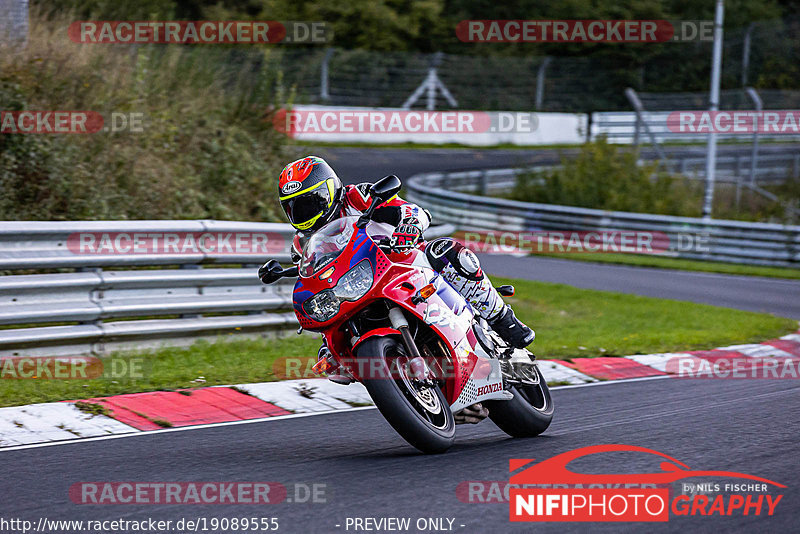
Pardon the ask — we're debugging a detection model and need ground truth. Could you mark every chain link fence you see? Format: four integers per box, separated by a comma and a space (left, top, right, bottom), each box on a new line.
2, 10, 798, 114
273, 17, 800, 113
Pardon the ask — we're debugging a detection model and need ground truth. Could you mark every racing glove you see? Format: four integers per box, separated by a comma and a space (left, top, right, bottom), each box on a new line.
390, 219, 423, 251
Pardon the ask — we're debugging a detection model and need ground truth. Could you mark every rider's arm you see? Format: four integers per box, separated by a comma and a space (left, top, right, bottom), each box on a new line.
348, 182, 431, 233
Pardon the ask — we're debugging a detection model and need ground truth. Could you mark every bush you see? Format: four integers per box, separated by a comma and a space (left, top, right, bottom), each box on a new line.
509, 138, 701, 216
0, 13, 296, 221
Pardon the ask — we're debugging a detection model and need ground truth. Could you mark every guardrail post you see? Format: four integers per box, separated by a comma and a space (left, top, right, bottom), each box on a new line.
478, 171, 489, 196
181, 264, 202, 318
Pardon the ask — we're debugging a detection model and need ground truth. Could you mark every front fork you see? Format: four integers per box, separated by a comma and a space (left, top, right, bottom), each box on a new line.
388, 307, 435, 386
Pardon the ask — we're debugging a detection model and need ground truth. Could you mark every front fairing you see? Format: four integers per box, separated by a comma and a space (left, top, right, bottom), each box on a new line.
292, 222, 386, 331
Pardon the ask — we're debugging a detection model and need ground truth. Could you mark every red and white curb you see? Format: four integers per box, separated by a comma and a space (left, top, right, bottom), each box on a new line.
0, 403, 136, 447
1, 330, 798, 449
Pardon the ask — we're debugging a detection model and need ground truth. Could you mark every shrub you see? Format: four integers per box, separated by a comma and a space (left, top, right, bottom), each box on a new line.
509, 138, 701, 216
0, 13, 296, 221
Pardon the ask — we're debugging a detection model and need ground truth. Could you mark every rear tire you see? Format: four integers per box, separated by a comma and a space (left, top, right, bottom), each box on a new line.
358, 336, 455, 454
485, 365, 553, 438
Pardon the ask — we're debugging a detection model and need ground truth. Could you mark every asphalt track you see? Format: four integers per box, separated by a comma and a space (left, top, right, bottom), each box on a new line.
3, 378, 798, 533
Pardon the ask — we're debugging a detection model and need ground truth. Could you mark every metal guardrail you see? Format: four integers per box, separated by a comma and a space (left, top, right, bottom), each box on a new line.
406, 170, 800, 268
592, 111, 800, 146
0, 220, 454, 358
670, 152, 800, 183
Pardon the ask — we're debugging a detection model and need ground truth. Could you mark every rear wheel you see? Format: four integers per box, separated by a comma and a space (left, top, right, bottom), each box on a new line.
358, 336, 455, 454
485, 364, 553, 437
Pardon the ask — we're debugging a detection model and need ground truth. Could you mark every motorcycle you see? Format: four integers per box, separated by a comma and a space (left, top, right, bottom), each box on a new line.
261, 176, 553, 453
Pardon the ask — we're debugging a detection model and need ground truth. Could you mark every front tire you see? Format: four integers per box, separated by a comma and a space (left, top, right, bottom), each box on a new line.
485, 365, 553, 437
358, 337, 455, 454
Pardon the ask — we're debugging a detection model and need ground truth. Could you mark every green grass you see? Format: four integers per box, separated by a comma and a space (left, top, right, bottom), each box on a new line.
528, 252, 800, 280
0, 278, 794, 407
493, 277, 795, 359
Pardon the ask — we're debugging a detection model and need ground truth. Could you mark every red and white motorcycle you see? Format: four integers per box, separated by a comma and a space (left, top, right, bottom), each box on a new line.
262, 176, 553, 453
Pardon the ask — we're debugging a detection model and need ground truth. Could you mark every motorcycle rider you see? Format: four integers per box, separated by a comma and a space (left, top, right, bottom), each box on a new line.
259, 155, 535, 350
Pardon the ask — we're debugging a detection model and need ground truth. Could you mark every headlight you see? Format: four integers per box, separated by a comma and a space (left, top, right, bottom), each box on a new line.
302, 261, 373, 322
303, 289, 339, 322
334, 260, 373, 301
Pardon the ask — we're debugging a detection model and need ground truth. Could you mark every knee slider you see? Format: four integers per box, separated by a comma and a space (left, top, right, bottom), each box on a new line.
456, 248, 481, 276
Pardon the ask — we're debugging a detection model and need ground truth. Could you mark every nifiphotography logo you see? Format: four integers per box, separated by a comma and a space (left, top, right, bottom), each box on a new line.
509, 444, 785, 522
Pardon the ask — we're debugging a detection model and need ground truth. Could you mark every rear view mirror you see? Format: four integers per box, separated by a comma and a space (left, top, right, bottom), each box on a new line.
369, 175, 402, 201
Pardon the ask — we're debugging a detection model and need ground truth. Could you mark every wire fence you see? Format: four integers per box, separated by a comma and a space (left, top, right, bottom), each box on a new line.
1, 9, 798, 113
272, 17, 800, 113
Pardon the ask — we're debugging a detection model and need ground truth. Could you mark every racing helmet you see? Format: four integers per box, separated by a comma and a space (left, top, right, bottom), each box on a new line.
278, 156, 343, 232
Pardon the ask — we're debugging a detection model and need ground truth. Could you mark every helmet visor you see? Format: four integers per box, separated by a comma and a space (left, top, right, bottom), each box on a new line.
280, 180, 333, 229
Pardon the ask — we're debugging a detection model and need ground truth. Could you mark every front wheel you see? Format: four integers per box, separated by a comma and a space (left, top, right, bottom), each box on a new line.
358, 337, 455, 454
485, 364, 553, 437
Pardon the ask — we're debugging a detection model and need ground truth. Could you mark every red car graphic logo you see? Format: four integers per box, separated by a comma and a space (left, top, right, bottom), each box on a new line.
510, 444, 786, 487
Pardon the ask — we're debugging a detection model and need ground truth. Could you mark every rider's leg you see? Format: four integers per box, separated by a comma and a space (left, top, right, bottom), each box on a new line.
424, 238, 534, 349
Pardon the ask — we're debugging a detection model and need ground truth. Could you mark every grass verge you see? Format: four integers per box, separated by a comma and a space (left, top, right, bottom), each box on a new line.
0, 278, 794, 407
527, 252, 800, 280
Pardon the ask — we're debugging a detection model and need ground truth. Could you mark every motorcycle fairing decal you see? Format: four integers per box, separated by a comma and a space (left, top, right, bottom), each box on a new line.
449, 339, 506, 413
432, 275, 473, 318
292, 278, 314, 313
347, 228, 377, 270
422, 302, 458, 330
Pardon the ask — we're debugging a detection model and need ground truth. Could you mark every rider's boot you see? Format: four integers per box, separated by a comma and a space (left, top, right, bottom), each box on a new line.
487, 304, 535, 349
